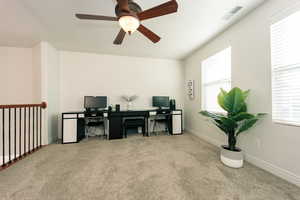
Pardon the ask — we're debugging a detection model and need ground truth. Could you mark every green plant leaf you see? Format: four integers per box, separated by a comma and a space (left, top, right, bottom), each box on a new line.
223, 87, 246, 114
240, 103, 248, 113
236, 118, 259, 136
217, 88, 227, 111
212, 120, 228, 134
199, 88, 267, 141
232, 112, 255, 121
243, 90, 250, 99
199, 111, 225, 120
257, 113, 267, 118
220, 117, 238, 133
200, 111, 237, 135
200, 111, 229, 135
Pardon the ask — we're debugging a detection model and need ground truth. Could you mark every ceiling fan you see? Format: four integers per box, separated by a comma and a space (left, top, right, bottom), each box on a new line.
75, 0, 178, 45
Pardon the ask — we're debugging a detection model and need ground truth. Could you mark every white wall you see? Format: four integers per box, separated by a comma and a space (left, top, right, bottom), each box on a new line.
22, 42, 60, 145
1, 45, 183, 143
184, 0, 300, 186
32, 43, 42, 103
0, 45, 45, 159
0, 47, 38, 104
42, 42, 60, 144
60, 51, 184, 135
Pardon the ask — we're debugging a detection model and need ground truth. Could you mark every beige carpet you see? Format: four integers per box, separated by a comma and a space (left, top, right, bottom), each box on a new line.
0, 133, 300, 200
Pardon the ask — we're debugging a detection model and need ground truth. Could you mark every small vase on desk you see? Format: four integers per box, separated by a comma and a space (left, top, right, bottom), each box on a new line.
127, 102, 132, 110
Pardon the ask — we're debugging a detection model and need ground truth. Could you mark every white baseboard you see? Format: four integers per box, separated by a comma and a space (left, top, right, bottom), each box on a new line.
186, 128, 223, 147
245, 154, 300, 187
186, 128, 300, 187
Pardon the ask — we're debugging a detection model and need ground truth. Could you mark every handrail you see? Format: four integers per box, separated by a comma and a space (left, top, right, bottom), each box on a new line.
0, 102, 47, 109
0, 101, 47, 170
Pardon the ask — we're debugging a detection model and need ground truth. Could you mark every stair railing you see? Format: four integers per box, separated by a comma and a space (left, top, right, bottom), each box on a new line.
0, 102, 47, 169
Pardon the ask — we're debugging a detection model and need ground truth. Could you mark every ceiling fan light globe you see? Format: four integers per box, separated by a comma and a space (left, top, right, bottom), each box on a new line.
119, 16, 140, 33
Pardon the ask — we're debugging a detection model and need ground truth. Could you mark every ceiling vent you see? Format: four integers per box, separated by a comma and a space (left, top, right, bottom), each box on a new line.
222, 6, 243, 20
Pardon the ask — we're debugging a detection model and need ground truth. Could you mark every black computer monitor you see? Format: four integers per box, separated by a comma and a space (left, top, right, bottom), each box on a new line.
84, 96, 107, 109
152, 96, 170, 108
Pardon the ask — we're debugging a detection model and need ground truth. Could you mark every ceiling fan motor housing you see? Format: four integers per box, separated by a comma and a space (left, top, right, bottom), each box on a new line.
115, 0, 142, 17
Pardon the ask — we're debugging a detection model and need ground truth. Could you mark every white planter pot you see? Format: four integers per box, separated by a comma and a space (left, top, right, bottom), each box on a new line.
220, 145, 243, 168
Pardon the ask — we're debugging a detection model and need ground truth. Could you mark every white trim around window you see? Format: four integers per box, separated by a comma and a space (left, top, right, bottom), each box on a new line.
271, 10, 300, 126
201, 47, 232, 113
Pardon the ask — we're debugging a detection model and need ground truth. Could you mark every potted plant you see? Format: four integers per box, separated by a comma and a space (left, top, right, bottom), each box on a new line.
122, 95, 138, 110
200, 87, 266, 168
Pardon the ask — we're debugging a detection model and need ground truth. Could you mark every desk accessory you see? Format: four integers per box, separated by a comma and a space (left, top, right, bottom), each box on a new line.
116, 104, 120, 112
122, 95, 138, 110
170, 99, 176, 110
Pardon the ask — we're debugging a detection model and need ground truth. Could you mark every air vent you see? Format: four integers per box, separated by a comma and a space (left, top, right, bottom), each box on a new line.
222, 6, 243, 20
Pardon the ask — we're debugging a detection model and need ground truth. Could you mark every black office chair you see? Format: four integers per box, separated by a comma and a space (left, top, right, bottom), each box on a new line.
123, 118, 146, 138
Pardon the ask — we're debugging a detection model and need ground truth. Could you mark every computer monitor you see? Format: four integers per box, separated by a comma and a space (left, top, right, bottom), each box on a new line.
152, 96, 170, 108
84, 96, 107, 109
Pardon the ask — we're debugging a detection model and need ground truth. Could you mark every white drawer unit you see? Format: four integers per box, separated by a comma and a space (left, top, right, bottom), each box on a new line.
63, 119, 77, 143
171, 110, 183, 135
62, 112, 85, 144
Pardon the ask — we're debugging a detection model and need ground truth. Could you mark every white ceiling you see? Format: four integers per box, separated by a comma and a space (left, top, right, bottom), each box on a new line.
0, 0, 266, 60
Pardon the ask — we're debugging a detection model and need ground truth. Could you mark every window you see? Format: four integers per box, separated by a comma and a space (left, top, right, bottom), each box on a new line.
271, 11, 300, 126
201, 47, 231, 112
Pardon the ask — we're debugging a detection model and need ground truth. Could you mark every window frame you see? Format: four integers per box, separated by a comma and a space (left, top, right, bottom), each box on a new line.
271, 9, 300, 127
201, 47, 232, 113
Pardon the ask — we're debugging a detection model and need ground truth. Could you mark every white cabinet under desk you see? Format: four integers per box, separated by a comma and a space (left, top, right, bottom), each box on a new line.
170, 110, 183, 135
62, 112, 85, 144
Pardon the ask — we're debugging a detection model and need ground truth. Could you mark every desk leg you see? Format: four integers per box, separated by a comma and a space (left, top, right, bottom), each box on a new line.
147, 118, 151, 136
168, 115, 172, 135
105, 119, 109, 139
146, 117, 149, 137
108, 119, 110, 139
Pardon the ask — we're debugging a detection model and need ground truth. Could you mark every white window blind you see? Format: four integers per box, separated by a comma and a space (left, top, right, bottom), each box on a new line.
201, 47, 231, 112
271, 11, 300, 126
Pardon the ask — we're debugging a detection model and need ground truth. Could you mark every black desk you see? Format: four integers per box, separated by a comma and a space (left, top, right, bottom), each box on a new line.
62, 109, 182, 143
108, 110, 150, 139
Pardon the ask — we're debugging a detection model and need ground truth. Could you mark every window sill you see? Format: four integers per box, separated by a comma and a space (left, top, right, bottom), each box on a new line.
205, 110, 226, 115
273, 121, 300, 128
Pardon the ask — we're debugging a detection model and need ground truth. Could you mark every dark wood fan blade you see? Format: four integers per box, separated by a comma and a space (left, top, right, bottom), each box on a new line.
137, 0, 178, 21
118, 0, 130, 13
113, 29, 126, 45
137, 25, 161, 43
76, 14, 118, 21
